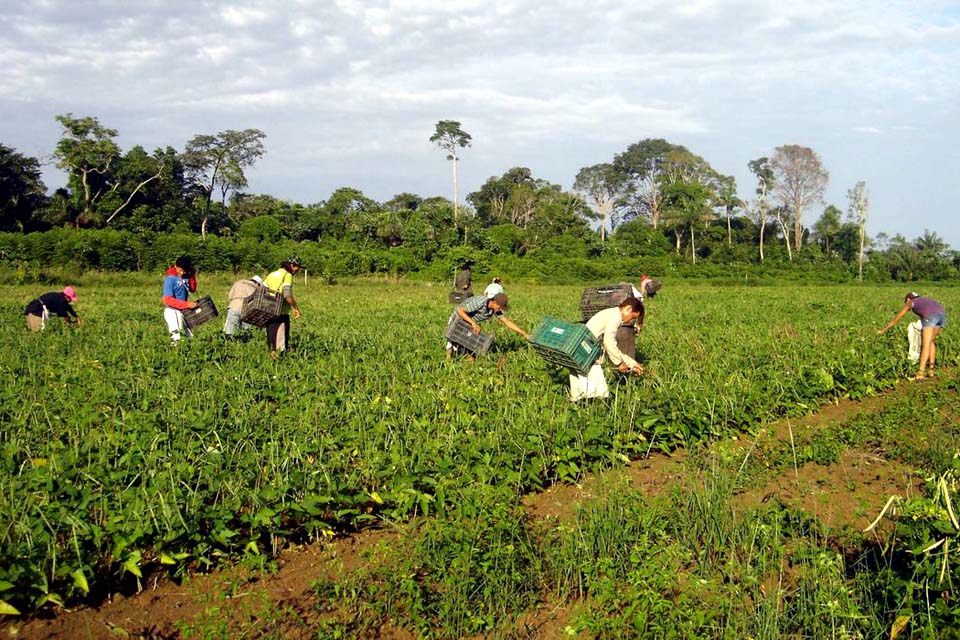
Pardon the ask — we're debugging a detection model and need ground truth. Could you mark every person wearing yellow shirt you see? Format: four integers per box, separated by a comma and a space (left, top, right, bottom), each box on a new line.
263, 257, 303, 358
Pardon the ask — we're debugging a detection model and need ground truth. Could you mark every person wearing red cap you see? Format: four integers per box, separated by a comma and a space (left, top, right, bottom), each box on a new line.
24, 286, 82, 331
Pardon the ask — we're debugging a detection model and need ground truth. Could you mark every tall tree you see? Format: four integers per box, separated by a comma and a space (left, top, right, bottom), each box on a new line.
0, 144, 47, 231
183, 128, 266, 239
430, 120, 471, 223
846, 181, 869, 280
812, 205, 843, 256
661, 180, 711, 263
53, 113, 121, 226
747, 157, 774, 263
102, 145, 166, 225
573, 163, 623, 242
769, 144, 829, 254
612, 138, 681, 228
714, 175, 741, 246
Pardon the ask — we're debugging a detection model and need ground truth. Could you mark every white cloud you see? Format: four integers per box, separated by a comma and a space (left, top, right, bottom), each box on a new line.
0, 0, 958, 246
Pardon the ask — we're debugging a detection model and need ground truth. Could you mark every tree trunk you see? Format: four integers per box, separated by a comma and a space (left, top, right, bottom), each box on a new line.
451, 153, 459, 223
690, 225, 697, 264
759, 218, 765, 263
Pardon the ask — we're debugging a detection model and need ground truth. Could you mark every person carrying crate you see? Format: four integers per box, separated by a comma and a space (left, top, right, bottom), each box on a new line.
571, 298, 645, 401
162, 256, 198, 343
446, 292, 529, 360
223, 275, 264, 336
615, 275, 661, 360
263, 257, 303, 358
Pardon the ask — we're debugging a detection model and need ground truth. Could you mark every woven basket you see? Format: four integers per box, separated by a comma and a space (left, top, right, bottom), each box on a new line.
182, 296, 219, 330
444, 315, 494, 355
579, 284, 633, 322
241, 287, 284, 328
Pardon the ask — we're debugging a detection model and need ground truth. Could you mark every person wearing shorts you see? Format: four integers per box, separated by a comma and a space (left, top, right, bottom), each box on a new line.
878, 291, 947, 380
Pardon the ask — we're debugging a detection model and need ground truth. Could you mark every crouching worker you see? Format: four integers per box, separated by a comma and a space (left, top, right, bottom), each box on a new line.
446, 292, 529, 359
24, 286, 81, 331
571, 297, 645, 401
224, 275, 264, 336
162, 256, 198, 343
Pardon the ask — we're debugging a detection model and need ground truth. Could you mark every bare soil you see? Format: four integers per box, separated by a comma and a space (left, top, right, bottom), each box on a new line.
4, 376, 954, 640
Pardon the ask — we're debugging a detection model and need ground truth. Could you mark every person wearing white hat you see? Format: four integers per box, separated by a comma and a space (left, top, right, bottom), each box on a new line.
224, 275, 265, 336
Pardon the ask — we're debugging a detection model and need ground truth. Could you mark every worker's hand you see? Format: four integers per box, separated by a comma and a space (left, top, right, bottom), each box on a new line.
471, 322, 481, 335
75, 317, 83, 328
618, 362, 629, 373
631, 364, 644, 376
187, 301, 199, 309
293, 308, 302, 320
876, 328, 885, 335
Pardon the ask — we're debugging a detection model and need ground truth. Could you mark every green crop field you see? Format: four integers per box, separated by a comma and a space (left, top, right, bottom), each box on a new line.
1, 276, 959, 636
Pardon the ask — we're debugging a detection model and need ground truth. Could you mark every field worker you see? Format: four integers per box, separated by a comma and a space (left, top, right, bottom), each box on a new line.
484, 277, 504, 298
454, 264, 473, 298
572, 298, 645, 401
613, 275, 661, 361
24, 286, 82, 332
162, 256, 198, 343
877, 291, 947, 380
263, 257, 303, 358
446, 292, 529, 359
223, 275, 264, 336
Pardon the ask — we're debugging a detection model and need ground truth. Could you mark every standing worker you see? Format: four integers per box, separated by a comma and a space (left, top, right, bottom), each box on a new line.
877, 291, 947, 380
572, 298, 645, 401
446, 292, 529, 359
223, 275, 264, 336
454, 264, 473, 298
162, 256, 198, 343
24, 286, 82, 332
263, 257, 303, 358
614, 275, 662, 361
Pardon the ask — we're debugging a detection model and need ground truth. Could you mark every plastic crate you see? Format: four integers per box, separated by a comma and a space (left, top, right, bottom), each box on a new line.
182, 296, 219, 330
529, 315, 601, 375
241, 287, 284, 327
579, 284, 634, 322
444, 315, 494, 355
448, 291, 467, 305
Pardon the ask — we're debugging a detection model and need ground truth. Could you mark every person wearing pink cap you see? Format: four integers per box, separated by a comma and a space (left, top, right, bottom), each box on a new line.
24, 286, 82, 331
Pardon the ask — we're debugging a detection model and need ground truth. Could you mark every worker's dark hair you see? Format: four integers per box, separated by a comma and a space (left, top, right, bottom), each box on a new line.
619, 297, 646, 325
175, 255, 194, 275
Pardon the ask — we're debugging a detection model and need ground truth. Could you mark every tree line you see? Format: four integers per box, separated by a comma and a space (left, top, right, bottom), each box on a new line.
0, 115, 957, 282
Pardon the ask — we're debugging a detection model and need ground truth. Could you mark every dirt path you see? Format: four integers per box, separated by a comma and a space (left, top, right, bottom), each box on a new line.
4, 376, 952, 639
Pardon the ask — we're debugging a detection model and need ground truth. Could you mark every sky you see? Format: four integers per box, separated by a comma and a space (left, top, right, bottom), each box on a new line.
1, 0, 958, 248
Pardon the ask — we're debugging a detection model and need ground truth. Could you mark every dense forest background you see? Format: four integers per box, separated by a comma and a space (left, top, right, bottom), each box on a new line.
2, 115, 957, 284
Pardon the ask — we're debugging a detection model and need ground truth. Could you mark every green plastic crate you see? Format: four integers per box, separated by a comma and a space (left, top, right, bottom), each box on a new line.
528, 315, 601, 374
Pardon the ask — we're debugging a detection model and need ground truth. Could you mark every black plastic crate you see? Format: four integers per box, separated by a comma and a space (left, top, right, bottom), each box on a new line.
448, 291, 468, 305
444, 315, 494, 355
579, 284, 634, 322
183, 295, 219, 330
241, 287, 284, 327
